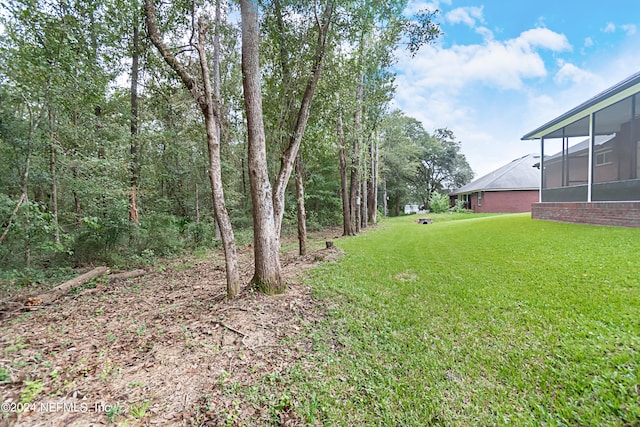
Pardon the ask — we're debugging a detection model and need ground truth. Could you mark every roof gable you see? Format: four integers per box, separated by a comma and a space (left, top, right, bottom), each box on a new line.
450, 154, 540, 195
522, 71, 640, 140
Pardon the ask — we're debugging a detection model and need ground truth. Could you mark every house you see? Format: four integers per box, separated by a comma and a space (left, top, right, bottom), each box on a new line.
449, 154, 540, 213
522, 71, 640, 227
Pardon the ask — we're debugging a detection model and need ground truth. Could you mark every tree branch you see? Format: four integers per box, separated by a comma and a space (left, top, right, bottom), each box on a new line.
143, 0, 203, 108
0, 193, 27, 246
272, 0, 335, 236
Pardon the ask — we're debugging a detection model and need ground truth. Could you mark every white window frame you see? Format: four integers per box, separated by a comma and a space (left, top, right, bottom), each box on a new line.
595, 149, 612, 166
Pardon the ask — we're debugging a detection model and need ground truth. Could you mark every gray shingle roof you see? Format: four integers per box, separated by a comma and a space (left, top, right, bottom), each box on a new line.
450, 154, 540, 195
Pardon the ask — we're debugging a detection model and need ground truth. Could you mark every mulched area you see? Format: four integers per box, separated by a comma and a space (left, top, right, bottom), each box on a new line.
0, 232, 344, 426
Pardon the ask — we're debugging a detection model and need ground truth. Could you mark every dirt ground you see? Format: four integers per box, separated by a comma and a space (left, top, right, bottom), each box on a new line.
0, 230, 343, 426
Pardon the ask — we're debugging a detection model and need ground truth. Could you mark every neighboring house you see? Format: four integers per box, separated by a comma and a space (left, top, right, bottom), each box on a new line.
449, 154, 540, 213
522, 71, 640, 227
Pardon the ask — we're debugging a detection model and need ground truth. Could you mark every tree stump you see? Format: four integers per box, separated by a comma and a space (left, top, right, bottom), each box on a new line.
326, 240, 334, 249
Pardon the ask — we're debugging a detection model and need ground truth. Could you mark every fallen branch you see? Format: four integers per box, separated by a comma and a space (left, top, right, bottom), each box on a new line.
214, 321, 247, 337
25, 266, 109, 306
109, 269, 146, 282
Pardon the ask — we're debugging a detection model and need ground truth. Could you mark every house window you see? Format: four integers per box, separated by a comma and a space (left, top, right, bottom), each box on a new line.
477, 191, 482, 206
595, 150, 612, 166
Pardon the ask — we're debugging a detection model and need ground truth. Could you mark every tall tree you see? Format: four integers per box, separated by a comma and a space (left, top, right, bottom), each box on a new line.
413, 128, 473, 208
0, 0, 116, 264
129, 0, 141, 226
379, 110, 422, 215
144, 0, 240, 296
240, 0, 282, 293
294, 154, 307, 256
367, 130, 379, 223
266, 0, 335, 239
332, 2, 440, 234
242, 0, 334, 292
336, 97, 352, 235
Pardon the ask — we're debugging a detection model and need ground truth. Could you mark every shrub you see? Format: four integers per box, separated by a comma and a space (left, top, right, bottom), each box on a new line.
133, 213, 185, 257
428, 191, 451, 213
452, 199, 467, 213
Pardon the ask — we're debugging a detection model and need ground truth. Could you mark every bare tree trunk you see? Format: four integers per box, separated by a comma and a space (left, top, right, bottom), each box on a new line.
349, 153, 359, 234
361, 149, 368, 229
145, 0, 240, 296
349, 75, 364, 234
50, 144, 60, 244
22, 99, 40, 268
240, 0, 282, 294
382, 175, 388, 217
355, 181, 361, 233
129, 14, 140, 226
195, 182, 200, 223
213, 0, 222, 241
369, 132, 378, 223
49, 110, 60, 245
72, 164, 81, 221
295, 155, 307, 256
395, 194, 400, 216
338, 105, 353, 236
196, 18, 240, 296
95, 106, 107, 218
241, 157, 247, 197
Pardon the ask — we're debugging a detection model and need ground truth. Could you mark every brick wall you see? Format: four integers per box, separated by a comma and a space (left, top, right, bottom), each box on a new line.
474, 190, 539, 213
531, 202, 640, 227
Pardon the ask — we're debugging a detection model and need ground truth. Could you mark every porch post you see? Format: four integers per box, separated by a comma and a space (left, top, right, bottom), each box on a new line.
587, 112, 594, 202
539, 138, 544, 203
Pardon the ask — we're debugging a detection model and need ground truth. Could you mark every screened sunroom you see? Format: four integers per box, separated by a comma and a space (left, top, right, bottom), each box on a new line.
522, 71, 640, 227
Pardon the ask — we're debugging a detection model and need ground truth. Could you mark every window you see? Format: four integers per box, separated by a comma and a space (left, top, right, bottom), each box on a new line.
477, 191, 482, 206
595, 150, 612, 166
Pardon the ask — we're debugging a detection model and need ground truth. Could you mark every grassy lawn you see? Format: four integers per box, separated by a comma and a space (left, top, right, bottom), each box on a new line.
279, 213, 640, 425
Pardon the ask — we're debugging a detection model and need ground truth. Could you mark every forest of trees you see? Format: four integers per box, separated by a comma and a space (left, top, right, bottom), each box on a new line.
0, 0, 472, 294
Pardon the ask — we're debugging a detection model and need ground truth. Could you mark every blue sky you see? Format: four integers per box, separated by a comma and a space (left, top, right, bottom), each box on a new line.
394, 0, 640, 178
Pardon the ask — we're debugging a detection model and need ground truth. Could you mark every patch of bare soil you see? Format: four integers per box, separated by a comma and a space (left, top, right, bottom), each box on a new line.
0, 231, 344, 426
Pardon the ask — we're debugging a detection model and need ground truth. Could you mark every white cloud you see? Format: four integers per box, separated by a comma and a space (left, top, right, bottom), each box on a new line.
516, 28, 572, 51
404, 0, 451, 15
393, 27, 577, 176
445, 6, 484, 27
554, 61, 597, 85
396, 27, 571, 94
601, 22, 636, 36
394, 6, 640, 178
475, 26, 494, 41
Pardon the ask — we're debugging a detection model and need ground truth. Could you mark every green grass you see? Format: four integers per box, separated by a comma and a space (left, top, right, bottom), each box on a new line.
279, 213, 640, 426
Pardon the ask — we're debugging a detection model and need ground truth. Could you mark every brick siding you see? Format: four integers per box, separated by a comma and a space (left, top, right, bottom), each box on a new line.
473, 190, 539, 213
531, 202, 640, 227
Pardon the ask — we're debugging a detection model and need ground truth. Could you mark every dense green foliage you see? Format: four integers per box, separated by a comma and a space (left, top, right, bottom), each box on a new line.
380, 112, 473, 215
428, 190, 450, 213
0, 1, 468, 280
264, 214, 640, 425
